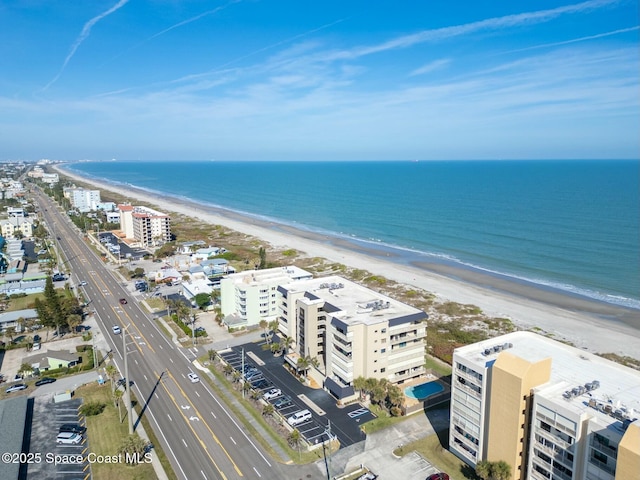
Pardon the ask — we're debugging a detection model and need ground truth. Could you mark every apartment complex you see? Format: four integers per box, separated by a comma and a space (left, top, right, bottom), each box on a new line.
450, 331, 640, 480
117, 204, 171, 247
220, 266, 313, 328
278, 275, 428, 399
0, 217, 33, 238
63, 187, 102, 212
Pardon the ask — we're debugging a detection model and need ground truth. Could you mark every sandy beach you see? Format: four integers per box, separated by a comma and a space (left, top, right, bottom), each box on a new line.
56, 166, 640, 359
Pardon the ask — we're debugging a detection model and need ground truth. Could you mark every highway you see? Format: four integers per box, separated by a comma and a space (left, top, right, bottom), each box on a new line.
33, 189, 288, 480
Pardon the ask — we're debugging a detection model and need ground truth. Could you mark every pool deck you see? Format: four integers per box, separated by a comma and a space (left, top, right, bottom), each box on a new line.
401, 375, 450, 415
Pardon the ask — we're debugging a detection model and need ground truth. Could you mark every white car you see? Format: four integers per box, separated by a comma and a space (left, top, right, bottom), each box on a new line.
263, 388, 282, 400
112, 325, 121, 335
188, 373, 200, 383
288, 409, 312, 426
78, 281, 87, 286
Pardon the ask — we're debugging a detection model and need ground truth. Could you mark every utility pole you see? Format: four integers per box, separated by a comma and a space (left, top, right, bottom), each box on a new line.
122, 324, 133, 434
324, 420, 332, 479
241, 348, 245, 399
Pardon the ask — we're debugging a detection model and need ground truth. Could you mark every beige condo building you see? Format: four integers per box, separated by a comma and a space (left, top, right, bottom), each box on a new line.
277, 275, 428, 399
450, 331, 640, 480
117, 204, 171, 247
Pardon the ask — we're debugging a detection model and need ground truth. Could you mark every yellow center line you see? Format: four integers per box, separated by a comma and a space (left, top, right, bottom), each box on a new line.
164, 371, 244, 477
157, 373, 229, 480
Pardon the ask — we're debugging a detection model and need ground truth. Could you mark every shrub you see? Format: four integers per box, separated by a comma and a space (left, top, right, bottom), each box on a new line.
80, 401, 106, 416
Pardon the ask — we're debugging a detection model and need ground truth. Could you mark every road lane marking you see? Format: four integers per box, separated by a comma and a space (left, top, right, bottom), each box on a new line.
201, 471, 208, 480
211, 411, 217, 419
165, 371, 243, 477
168, 414, 172, 421
230, 437, 236, 445
253, 467, 261, 477
195, 391, 200, 397
182, 439, 188, 448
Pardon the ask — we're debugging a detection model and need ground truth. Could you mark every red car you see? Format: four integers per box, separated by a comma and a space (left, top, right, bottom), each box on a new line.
119, 298, 127, 305
426, 474, 449, 480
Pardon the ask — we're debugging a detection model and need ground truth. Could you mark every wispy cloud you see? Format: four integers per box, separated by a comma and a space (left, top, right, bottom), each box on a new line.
43, 0, 129, 90
322, 0, 620, 61
501, 26, 640, 54
410, 59, 451, 76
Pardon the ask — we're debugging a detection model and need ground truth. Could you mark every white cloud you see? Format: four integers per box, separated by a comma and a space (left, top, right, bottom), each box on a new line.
410, 59, 451, 76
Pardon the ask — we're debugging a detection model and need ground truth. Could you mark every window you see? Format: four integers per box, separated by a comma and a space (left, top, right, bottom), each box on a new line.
381, 348, 386, 353
381, 368, 386, 373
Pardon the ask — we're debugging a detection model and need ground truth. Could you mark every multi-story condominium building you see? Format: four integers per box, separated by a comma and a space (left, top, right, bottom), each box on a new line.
278, 275, 428, 399
220, 266, 313, 328
117, 204, 171, 247
0, 218, 33, 238
64, 188, 102, 212
449, 331, 640, 480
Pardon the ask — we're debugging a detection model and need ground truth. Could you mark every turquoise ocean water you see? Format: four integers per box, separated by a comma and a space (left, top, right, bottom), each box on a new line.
66, 160, 639, 309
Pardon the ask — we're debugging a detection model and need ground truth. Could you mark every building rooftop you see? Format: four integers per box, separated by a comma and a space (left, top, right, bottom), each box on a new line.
227, 266, 312, 285
456, 331, 640, 430
284, 275, 426, 326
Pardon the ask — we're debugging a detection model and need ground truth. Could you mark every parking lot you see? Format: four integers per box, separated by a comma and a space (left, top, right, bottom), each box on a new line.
27, 397, 91, 480
98, 232, 147, 260
219, 341, 375, 449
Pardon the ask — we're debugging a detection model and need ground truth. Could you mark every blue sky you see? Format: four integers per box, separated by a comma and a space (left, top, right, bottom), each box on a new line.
1, 0, 638, 161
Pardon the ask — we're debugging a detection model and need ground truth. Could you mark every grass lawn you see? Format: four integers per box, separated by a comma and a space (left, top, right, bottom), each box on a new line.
360, 403, 408, 434
393, 430, 479, 480
77, 382, 157, 480
5, 292, 46, 311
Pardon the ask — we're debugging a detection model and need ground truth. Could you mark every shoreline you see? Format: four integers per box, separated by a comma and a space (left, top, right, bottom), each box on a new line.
54, 165, 640, 359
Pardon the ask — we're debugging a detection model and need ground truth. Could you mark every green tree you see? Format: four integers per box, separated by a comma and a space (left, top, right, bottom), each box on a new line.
118, 435, 150, 464
492, 461, 512, 480
194, 293, 211, 310
67, 314, 82, 333
4, 326, 16, 343
258, 247, 267, 269
262, 403, 275, 417
475, 461, 492, 480
268, 319, 279, 341
259, 320, 270, 345
113, 389, 124, 423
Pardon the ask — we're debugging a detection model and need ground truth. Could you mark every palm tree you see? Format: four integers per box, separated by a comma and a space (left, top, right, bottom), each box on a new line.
4, 326, 16, 344
283, 336, 294, 354
296, 356, 310, 377
223, 364, 234, 377
270, 342, 282, 355
353, 376, 367, 401
288, 429, 302, 460
262, 403, 275, 417
268, 319, 279, 340
492, 461, 512, 480
475, 460, 492, 480
259, 319, 269, 344
105, 365, 118, 392
114, 389, 124, 422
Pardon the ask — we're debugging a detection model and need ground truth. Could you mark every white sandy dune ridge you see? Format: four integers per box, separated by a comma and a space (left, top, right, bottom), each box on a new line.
56, 166, 640, 360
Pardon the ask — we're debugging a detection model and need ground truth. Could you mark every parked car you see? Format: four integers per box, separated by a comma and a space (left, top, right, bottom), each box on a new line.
56, 432, 83, 445
59, 424, 86, 434
263, 388, 282, 400
274, 396, 293, 409
188, 373, 200, 383
6, 384, 27, 393
112, 325, 121, 335
426, 474, 449, 480
287, 409, 312, 426
35, 377, 56, 386
251, 379, 269, 390
116, 378, 134, 388
357, 473, 378, 480
119, 298, 127, 305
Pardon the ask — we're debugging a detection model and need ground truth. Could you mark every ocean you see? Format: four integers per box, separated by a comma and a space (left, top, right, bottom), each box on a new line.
66, 160, 640, 310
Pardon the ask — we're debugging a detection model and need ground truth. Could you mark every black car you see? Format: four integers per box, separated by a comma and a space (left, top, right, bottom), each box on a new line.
35, 377, 56, 386
251, 379, 269, 390
116, 378, 134, 388
59, 424, 86, 435
274, 395, 293, 409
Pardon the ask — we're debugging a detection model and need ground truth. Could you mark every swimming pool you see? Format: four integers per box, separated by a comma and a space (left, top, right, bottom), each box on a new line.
404, 380, 444, 400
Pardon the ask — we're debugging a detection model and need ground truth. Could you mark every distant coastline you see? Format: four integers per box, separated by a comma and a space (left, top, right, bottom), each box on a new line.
54, 163, 640, 359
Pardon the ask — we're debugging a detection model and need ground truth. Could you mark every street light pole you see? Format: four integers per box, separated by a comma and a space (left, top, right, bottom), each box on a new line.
122, 324, 134, 434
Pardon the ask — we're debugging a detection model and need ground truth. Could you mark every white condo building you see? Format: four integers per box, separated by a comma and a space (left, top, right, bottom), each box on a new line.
220, 266, 313, 328
118, 204, 171, 247
277, 275, 428, 400
64, 188, 102, 212
449, 331, 640, 480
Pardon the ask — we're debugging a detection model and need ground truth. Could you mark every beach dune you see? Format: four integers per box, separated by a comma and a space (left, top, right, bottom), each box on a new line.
55, 165, 640, 360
